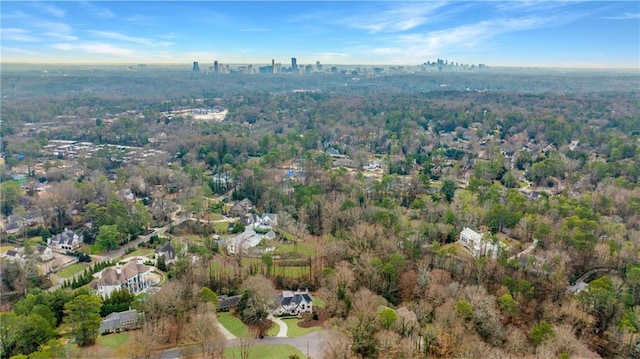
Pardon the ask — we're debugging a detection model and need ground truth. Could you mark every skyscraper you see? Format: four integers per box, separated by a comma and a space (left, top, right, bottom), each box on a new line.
193, 61, 200, 72
214, 60, 219, 73
272, 59, 276, 74
291, 57, 297, 72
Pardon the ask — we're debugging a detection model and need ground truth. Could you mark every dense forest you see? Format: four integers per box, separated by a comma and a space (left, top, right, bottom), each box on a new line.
1, 65, 639, 359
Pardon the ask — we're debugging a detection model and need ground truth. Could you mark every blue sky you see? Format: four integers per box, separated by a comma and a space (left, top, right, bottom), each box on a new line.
2, 1, 639, 68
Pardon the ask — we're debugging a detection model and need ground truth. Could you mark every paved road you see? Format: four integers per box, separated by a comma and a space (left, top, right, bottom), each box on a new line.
159, 331, 328, 359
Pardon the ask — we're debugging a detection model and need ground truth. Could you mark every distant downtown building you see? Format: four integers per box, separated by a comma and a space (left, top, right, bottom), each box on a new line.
214, 60, 219, 73
192, 61, 199, 72
291, 57, 297, 72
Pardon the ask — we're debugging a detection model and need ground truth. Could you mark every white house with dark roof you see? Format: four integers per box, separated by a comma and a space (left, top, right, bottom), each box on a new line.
95, 260, 154, 298
2, 249, 26, 263
35, 245, 53, 262
459, 227, 503, 259
155, 242, 176, 264
273, 289, 313, 316
47, 229, 82, 253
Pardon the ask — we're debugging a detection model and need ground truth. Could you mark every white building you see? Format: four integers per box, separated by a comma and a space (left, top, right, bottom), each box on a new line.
226, 229, 262, 255
95, 260, 153, 298
47, 229, 82, 253
459, 227, 503, 259
273, 289, 313, 317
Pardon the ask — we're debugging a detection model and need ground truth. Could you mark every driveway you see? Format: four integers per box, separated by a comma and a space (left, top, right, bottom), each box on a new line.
268, 314, 288, 337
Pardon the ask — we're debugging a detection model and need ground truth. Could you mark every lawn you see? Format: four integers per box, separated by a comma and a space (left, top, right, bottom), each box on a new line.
266, 322, 280, 337
122, 248, 154, 259
0, 245, 15, 254
214, 221, 232, 233
312, 296, 325, 308
24, 236, 44, 247
210, 259, 235, 276
282, 318, 321, 337
218, 312, 250, 338
96, 332, 130, 350
274, 243, 317, 258
56, 263, 86, 278
241, 257, 310, 279
224, 344, 306, 359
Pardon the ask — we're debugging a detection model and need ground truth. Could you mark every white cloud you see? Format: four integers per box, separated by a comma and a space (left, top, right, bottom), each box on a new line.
340, 2, 450, 33
36, 3, 66, 18
2, 46, 39, 55
52, 42, 140, 58
43, 32, 78, 41
368, 15, 562, 64
604, 12, 640, 20
79, 1, 115, 19
1, 28, 39, 42
87, 30, 173, 48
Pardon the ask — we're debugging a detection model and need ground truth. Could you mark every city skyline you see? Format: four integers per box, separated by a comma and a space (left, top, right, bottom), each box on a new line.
1, 1, 639, 69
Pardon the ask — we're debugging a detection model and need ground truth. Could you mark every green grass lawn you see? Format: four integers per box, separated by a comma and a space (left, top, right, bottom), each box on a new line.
274, 243, 317, 258
312, 296, 325, 308
266, 322, 280, 337
210, 258, 235, 275
224, 344, 306, 359
24, 236, 44, 247
0, 245, 15, 254
88, 244, 102, 255
218, 312, 250, 338
282, 318, 321, 337
56, 263, 86, 278
214, 221, 231, 233
96, 332, 130, 350
241, 257, 310, 279
122, 248, 154, 259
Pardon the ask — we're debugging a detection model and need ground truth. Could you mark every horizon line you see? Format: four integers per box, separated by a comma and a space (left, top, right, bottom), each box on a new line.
2, 61, 639, 71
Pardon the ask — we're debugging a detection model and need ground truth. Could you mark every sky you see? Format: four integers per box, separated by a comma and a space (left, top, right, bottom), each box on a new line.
1, 1, 639, 68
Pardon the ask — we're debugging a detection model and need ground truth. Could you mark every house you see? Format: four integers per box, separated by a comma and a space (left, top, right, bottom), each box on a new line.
459, 227, 503, 259
95, 260, 154, 298
155, 242, 176, 264
217, 295, 242, 312
230, 198, 253, 217
254, 213, 277, 230
35, 245, 54, 262
273, 289, 313, 317
2, 249, 26, 263
47, 229, 82, 253
226, 229, 262, 255
99, 309, 144, 334
264, 230, 277, 241
260, 213, 277, 227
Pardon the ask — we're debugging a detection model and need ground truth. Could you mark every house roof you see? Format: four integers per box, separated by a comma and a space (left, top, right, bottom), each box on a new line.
50, 229, 81, 246
97, 261, 151, 287
218, 295, 242, 309
104, 309, 139, 322
279, 289, 312, 306
461, 227, 482, 242
155, 242, 175, 256
36, 245, 50, 254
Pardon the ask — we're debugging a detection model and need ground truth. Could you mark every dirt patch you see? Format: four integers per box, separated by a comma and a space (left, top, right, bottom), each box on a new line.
297, 308, 329, 328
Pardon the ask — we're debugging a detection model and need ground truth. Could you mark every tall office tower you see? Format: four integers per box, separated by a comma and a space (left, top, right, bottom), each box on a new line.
214, 60, 219, 73
193, 61, 200, 72
272, 59, 276, 74
291, 57, 298, 72
316, 60, 322, 71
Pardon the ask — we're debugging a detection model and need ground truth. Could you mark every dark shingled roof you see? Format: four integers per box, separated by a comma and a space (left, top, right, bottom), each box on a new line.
218, 295, 242, 310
